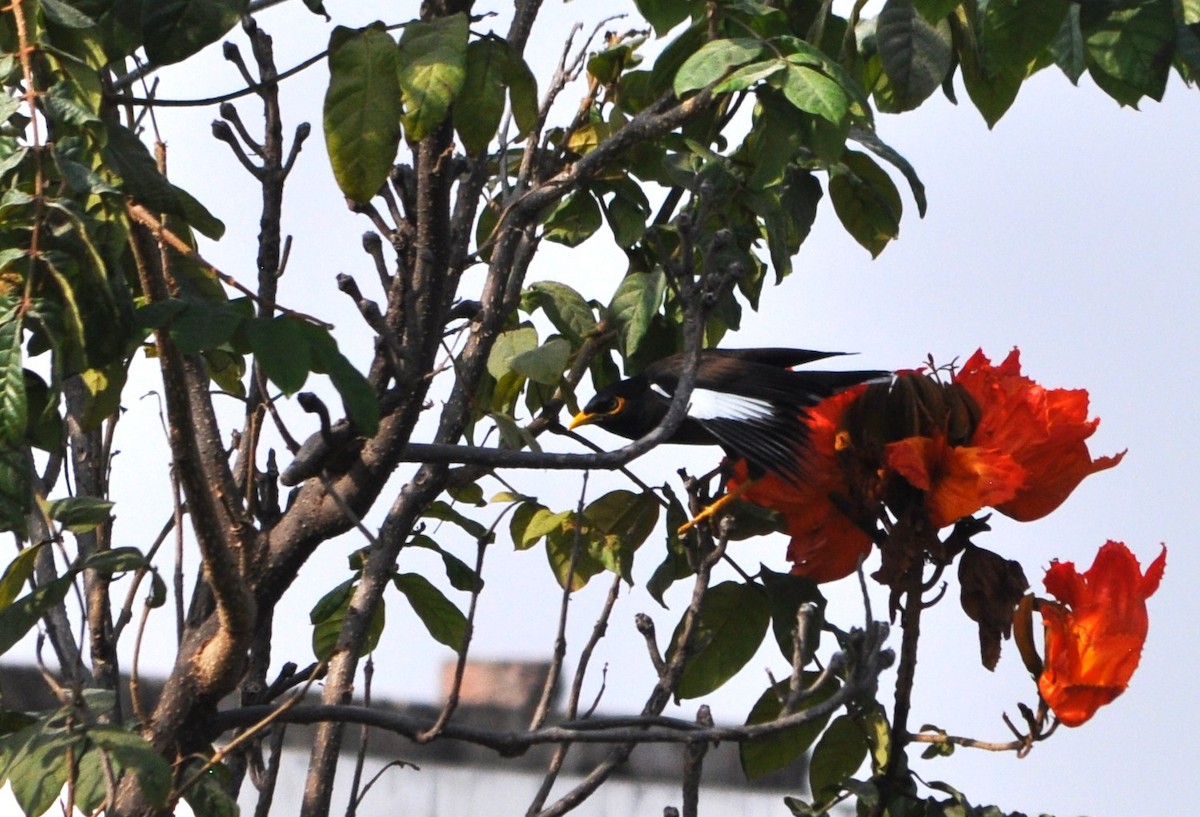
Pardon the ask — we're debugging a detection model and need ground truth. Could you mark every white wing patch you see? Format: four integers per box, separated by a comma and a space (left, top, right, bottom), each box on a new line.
688, 388, 775, 422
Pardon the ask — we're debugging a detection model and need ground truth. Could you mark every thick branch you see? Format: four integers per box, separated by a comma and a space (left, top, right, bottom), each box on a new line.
125, 216, 255, 745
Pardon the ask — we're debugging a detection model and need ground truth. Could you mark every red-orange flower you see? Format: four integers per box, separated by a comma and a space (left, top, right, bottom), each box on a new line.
884, 433, 1025, 528
1037, 541, 1166, 727
954, 348, 1125, 521
730, 387, 875, 583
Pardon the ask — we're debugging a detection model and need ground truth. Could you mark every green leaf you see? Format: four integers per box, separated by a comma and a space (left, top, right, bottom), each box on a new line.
504, 48, 539, 138
397, 13, 469, 142
311, 581, 385, 660
7, 727, 74, 817
674, 38, 767, 95
605, 270, 666, 362
147, 573, 167, 608
488, 410, 539, 450
670, 581, 770, 699
635, 0, 693, 37
955, 5, 1024, 126
646, 487, 694, 606
782, 796, 818, 817
103, 123, 225, 238
849, 126, 927, 218
88, 726, 172, 808
526, 282, 596, 345
394, 572, 467, 652
52, 148, 112, 198
74, 745, 109, 815
528, 506, 573, 544
0, 446, 30, 535
1050, 5, 1087, 84
920, 724, 955, 759
508, 337, 572, 386
169, 301, 243, 355
712, 59, 785, 94
829, 150, 902, 257
446, 481, 486, 506
77, 363, 127, 432
745, 92, 806, 188
0, 309, 26, 446
775, 62, 851, 124
179, 757, 239, 817
302, 0, 330, 18
423, 500, 491, 541
309, 578, 354, 626
42, 496, 114, 533
760, 567, 825, 664
300, 322, 380, 435
544, 516, 607, 591
877, 0, 954, 110
487, 326, 539, 380
42, 0, 97, 27
739, 675, 840, 779
809, 714, 869, 803
511, 503, 568, 549
543, 190, 603, 247
507, 503, 542, 548
246, 316, 310, 395
981, 0, 1069, 78
170, 183, 227, 241
582, 489, 660, 584
0, 708, 36, 738
408, 535, 483, 593
603, 186, 651, 249
141, 0, 246, 65
324, 24, 403, 202
455, 38, 509, 154
82, 546, 148, 575
914, 0, 961, 20
17, 375, 54, 443
1082, 0, 1174, 107
0, 574, 74, 656
0, 543, 45, 612
204, 348, 247, 399
861, 703, 892, 773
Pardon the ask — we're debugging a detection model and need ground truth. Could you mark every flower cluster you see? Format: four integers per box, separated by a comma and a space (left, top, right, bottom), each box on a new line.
726, 348, 1163, 727
731, 348, 1124, 582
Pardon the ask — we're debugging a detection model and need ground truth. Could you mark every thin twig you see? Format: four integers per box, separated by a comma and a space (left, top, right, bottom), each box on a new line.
528, 472, 590, 733
681, 706, 712, 817
414, 533, 489, 743
345, 656, 374, 817
125, 203, 333, 329
215, 643, 891, 752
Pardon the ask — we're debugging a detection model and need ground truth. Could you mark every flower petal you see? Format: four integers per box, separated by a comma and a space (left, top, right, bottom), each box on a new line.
885, 435, 1025, 528
955, 348, 1123, 521
1037, 541, 1166, 727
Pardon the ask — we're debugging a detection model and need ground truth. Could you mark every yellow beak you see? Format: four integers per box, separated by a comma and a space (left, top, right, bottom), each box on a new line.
568, 411, 594, 431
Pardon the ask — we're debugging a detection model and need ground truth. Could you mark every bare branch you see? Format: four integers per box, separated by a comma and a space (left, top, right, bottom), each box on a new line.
214, 627, 893, 752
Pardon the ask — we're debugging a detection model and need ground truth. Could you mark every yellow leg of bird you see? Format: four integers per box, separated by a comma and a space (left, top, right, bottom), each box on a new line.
677, 480, 753, 536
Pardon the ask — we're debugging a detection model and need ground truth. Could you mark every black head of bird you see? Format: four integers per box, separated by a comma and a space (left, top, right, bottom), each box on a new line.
569, 347, 890, 485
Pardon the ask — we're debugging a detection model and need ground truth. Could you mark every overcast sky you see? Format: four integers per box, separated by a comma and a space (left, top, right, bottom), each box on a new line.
10, 2, 1198, 815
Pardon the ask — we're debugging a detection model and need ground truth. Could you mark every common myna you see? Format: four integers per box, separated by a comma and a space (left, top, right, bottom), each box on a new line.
570, 348, 889, 498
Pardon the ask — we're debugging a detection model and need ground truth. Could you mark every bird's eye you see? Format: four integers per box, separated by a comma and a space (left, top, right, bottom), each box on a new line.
597, 396, 623, 415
